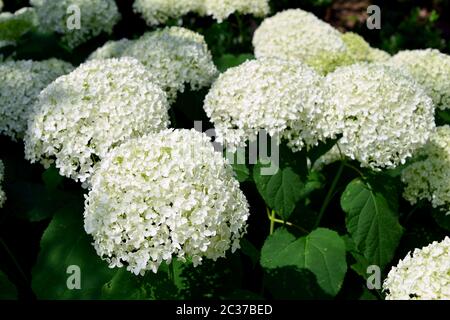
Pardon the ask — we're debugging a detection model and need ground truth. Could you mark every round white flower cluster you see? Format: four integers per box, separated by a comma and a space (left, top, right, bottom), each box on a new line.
0, 160, 5, 208
383, 237, 450, 300
133, 0, 202, 26
89, 27, 218, 102
133, 0, 269, 25
0, 59, 73, 140
253, 9, 389, 74
84, 129, 250, 275
253, 9, 349, 74
24, 58, 170, 185
385, 49, 450, 110
341, 32, 390, 64
87, 38, 131, 60
321, 63, 435, 169
30, 0, 120, 48
204, 58, 326, 152
203, 0, 270, 22
401, 126, 450, 214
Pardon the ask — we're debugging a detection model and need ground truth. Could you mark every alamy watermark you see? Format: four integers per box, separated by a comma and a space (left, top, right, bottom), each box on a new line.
366, 265, 382, 290
367, 5, 381, 30
66, 265, 81, 290
66, 5, 81, 30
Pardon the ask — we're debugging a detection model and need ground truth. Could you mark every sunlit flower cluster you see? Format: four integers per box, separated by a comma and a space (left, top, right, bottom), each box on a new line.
204, 58, 326, 151
133, 0, 269, 25
30, 0, 120, 48
253, 9, 349, 74
383, 237, 450, 300
87, 38, 131, 60
89, 27, 218, 102
0, 160, 5, 208
133, 0, 202, 25
341, 32, 390, 64
24, 58, 170, 186
84, 129, 250, 275
321, 63, 435, 169
401, 126, 450, 214
385, 49, 450, 110
0, 59, 73, 140
253, 9, 390, 74
203, 0, 270, 22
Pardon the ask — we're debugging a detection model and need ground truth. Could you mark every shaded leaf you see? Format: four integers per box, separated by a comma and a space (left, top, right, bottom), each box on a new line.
0, 270, 17, 300
231, 163, 250, 182
341, 178, 404, 269
261, 228, 347, 296
32, 195, 115, 299
215, 53, 254, 72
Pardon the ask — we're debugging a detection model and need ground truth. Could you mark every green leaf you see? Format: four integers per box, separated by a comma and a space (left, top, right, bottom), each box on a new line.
264, 266, 330, 299
432, 209, 450, 232
0, 8, 38, 42
343, 235, 370, 279
307, 138, 339, 166
254, 165, 304, 220
341, 178, 404, 269
215, 54, 254, 72
231, 163, 250, 182
436, 109, 450, 126
101, 269, 148, 300
239, 238, 260, 268
261, 228, 347, 296
0, 270, 17, 300
7, 180, 74, 221
253, 144, 313, 220
42, 165, 64, 191
32, 195, 115, 299
359, 288, 378, 300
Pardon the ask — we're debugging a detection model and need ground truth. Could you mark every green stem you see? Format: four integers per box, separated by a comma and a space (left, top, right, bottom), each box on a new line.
403, 203, 421, 224
344, 162, 365, 178
315, 161, 345, 228
266, 208, 308, 234
268, 208, 275, 235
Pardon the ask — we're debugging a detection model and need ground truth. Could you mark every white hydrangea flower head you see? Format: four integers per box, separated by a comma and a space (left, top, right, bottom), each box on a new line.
87, 39, 132, 60
204, 58, 327, 152
341, 32, 390, 64
253, 9, 350, 74
401, 126, 450, 214
385, 49, 450, 110
204, 0, 270, 22
89, 27, 218, 102
383, 237, 450, 300
30, 0, 120, 48
84, 129, 250, 275
0, 59, 73, 140
24, 58, 170, 186
0, 160, 5, 208
133, 0, 269, 25
321, 63, 435, 170
133, 0, 202, 26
